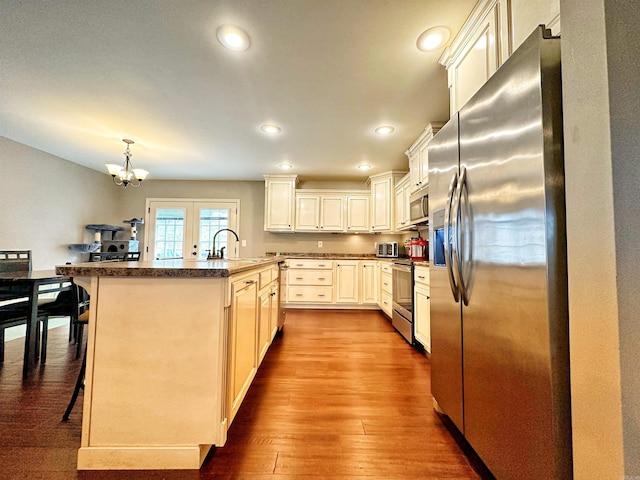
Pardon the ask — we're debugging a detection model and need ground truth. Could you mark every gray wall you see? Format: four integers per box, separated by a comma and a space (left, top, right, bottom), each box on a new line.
0, 136, 123, 269
561, 0, 640, 476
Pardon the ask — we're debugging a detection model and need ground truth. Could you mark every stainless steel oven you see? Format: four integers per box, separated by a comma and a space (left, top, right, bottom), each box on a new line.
391, 259, 414, 344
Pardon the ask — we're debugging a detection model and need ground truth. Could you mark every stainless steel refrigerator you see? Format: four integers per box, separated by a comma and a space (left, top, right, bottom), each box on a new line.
428, 26, 572, 479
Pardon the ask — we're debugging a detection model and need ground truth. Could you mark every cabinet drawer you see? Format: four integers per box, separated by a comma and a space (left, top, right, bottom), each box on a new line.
381, 272, 392, 294
287, 286, 333, 303
287, 259, 333, 269
380, 290, 393, 316
287, 270, 332, 286
414, 266, 430, 286
259, 265, 279, 289
380, 262, 393, 274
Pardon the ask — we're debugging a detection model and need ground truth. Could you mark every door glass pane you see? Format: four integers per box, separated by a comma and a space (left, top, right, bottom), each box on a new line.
154, 208, 185, 259
199, 209, 230, 259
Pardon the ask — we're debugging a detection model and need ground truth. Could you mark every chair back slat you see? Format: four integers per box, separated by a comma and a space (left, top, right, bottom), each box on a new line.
0, 250, 32, 272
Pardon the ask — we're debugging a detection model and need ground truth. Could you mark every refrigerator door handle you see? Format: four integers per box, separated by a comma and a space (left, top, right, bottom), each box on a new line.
455, 167, 470, 306
444, 172, 460, 302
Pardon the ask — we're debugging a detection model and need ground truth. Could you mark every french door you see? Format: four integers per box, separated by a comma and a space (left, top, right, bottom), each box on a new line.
144, 199, 239, 260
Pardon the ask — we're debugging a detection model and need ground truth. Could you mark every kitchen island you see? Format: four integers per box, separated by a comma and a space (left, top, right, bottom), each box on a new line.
56, 257, 282, 470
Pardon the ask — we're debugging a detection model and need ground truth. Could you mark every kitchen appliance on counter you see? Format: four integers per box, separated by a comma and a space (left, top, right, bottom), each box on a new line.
408, 235, 428, 262
391, 258, 414, 344
409, 184, 429, 225
428, 27, 571, 479
376, 242, 403, 258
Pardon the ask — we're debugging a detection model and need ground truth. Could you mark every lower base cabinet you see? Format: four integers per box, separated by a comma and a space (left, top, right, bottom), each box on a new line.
414, 265, 431, 352
228, 273, 259, 425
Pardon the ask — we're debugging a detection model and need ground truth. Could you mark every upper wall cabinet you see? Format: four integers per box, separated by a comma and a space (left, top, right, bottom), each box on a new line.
405, 122, 444, 194
295, 193, 345, 232
346, 194, 370, 233
367, 171, 407, 233
440, 0, 560, 117
264, 175, 298, 232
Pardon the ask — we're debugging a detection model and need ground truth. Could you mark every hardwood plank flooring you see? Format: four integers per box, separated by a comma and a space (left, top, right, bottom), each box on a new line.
0, 309, 489, 479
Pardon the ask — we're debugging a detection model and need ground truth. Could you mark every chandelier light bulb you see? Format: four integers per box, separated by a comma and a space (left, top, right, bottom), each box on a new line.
105, 139, 149, 188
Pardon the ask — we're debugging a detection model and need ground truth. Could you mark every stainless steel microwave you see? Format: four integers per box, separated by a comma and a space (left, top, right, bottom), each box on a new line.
409, 185, 429, 224
377, 242, 400, 258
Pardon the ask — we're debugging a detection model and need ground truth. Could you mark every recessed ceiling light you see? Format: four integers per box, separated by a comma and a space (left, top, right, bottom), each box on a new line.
278, 163, 293, 170
416, 26, 450, 52
261, 124, 282, 135
375, 126, 394, 136
216, 25, 251, 51
357, 164, 372, 171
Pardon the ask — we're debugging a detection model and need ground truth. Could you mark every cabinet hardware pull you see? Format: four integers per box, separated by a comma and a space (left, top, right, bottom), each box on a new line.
296, 293, 303, 297
245, 280, 255, 284
318, 277, 325, 280
318, 294, 325, 297
319, 264, 326, 267
418, 275, 426, 279
296, 264, 304, 267
296, 277, 303, 280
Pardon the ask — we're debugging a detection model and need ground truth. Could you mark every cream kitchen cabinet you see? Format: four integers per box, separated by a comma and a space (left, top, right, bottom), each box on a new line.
295, 193, 344, 232
406, 123, 444, 193
228, 272, 259, 425
361, 261, 378, 304
394, 173, 412, 231
368, 171, 407, 232
346, 194, 370, 233
378, 261, 393, 317
264, 174, 298, 232
286, 259, 334, 304
336, 260, 360, 304
440, 0, 560, 117
413, 265, 431, 352
258, 265, 279, 365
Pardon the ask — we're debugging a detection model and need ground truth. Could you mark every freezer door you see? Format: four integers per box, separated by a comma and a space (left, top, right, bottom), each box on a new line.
428, 116, 464, 433
458, 27, 570, 479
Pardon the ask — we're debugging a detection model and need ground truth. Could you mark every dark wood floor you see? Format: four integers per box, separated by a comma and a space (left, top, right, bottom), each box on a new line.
0, 309, 485, 479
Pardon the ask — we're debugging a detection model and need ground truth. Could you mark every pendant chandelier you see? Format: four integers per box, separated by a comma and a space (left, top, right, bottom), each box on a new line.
105, 139, 149, 188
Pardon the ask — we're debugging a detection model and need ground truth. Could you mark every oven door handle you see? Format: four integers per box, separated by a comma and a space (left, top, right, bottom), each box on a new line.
391, 264, 412, 273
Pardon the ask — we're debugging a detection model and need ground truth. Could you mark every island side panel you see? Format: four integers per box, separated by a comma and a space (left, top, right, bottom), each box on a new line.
78, 276, 229, 470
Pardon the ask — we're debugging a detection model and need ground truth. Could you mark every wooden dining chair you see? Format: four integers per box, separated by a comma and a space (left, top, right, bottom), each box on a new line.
62, 283, 90, 421
0, 303, 48, 364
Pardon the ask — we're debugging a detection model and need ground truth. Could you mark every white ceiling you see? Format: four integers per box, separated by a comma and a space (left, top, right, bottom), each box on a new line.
0, 0, 475, 181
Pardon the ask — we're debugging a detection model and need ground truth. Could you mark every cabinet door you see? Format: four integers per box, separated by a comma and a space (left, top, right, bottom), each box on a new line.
336, 261, 359, 303
320, 196, 344, 232
414, 284, 431, 353
229, 278, 258, 424
258, 288, 271, 365
265, 177, 296, 231
361, 262, 378, 304
295, 194, 320, 231
346, 195, 370, 232
409, 154, 421, 192
269, 282, 279, 340
370, 177, 392, 232
418, 140, 430, 187
395, 185, 405, 230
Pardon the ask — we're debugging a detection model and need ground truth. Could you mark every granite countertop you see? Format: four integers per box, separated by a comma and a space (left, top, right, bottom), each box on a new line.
55, 257, 282, 278
55, 254, 429, 278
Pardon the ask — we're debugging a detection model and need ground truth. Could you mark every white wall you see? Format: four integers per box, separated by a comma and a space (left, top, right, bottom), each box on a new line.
561, 0, 640, 476
0, 136, 123, 269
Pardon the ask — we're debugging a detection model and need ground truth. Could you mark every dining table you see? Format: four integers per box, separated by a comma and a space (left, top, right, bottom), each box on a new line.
0, 269, 70, 379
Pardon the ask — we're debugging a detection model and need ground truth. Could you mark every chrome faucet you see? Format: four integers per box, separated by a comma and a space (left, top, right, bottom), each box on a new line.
207, 228, 239, 259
